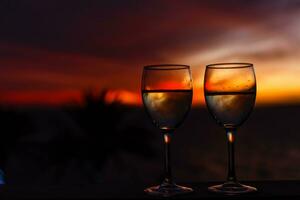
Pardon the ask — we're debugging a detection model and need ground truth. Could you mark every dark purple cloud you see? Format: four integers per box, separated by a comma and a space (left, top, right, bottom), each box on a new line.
2, 0, 299, 62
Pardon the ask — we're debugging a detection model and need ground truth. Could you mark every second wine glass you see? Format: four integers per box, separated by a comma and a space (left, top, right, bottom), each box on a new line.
142, 64, 193, 197
204, 63, 257, 195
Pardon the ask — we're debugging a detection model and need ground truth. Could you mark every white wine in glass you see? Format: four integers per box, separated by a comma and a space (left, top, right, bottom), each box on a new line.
142, 64, 193, 197
142, 89, 192, 130
204, 63, 257, 195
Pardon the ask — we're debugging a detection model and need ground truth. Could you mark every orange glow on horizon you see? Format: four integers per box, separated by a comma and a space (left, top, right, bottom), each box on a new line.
1, 86, 300, 107
0, 90, 83, 106
105, 90, 141, 105
0, 90, 141, 106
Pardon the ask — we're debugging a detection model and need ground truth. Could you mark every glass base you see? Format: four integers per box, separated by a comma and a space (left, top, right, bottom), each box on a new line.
144, 182, 193, 197
208, 181, 257, 195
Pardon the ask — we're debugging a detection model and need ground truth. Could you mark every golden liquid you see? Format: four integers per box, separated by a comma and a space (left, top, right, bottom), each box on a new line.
205, 92, 256, 128
142, 89, 192, 130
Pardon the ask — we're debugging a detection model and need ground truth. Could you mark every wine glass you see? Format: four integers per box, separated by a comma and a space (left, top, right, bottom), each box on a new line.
204, 63, 257, 194
142, 64, 193, 197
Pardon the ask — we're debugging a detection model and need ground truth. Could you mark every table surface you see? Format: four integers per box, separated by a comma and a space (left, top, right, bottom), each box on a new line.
0, 181, 299, 199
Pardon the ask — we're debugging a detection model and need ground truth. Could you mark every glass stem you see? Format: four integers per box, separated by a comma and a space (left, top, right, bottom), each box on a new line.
226, 128, 237, 182
163, 132, 173, 185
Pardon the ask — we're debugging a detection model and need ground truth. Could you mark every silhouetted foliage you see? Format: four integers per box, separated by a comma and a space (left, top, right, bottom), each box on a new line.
0, 107, 31, 169
36, 90, 155, 183
75, 90, 154, 157
0, 90, 155, 184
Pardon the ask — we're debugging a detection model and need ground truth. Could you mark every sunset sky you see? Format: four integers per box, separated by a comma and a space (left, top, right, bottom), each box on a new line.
1, 0, 300, 106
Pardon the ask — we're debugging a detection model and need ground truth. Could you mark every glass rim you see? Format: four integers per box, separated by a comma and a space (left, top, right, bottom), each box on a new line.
144, 64, 190, 70
206, 62, 253, 69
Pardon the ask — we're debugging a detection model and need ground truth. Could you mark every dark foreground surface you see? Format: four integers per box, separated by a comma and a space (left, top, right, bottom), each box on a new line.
1, 105, 300, 185
0, 181, 299, 199
1, 102, 300, 199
